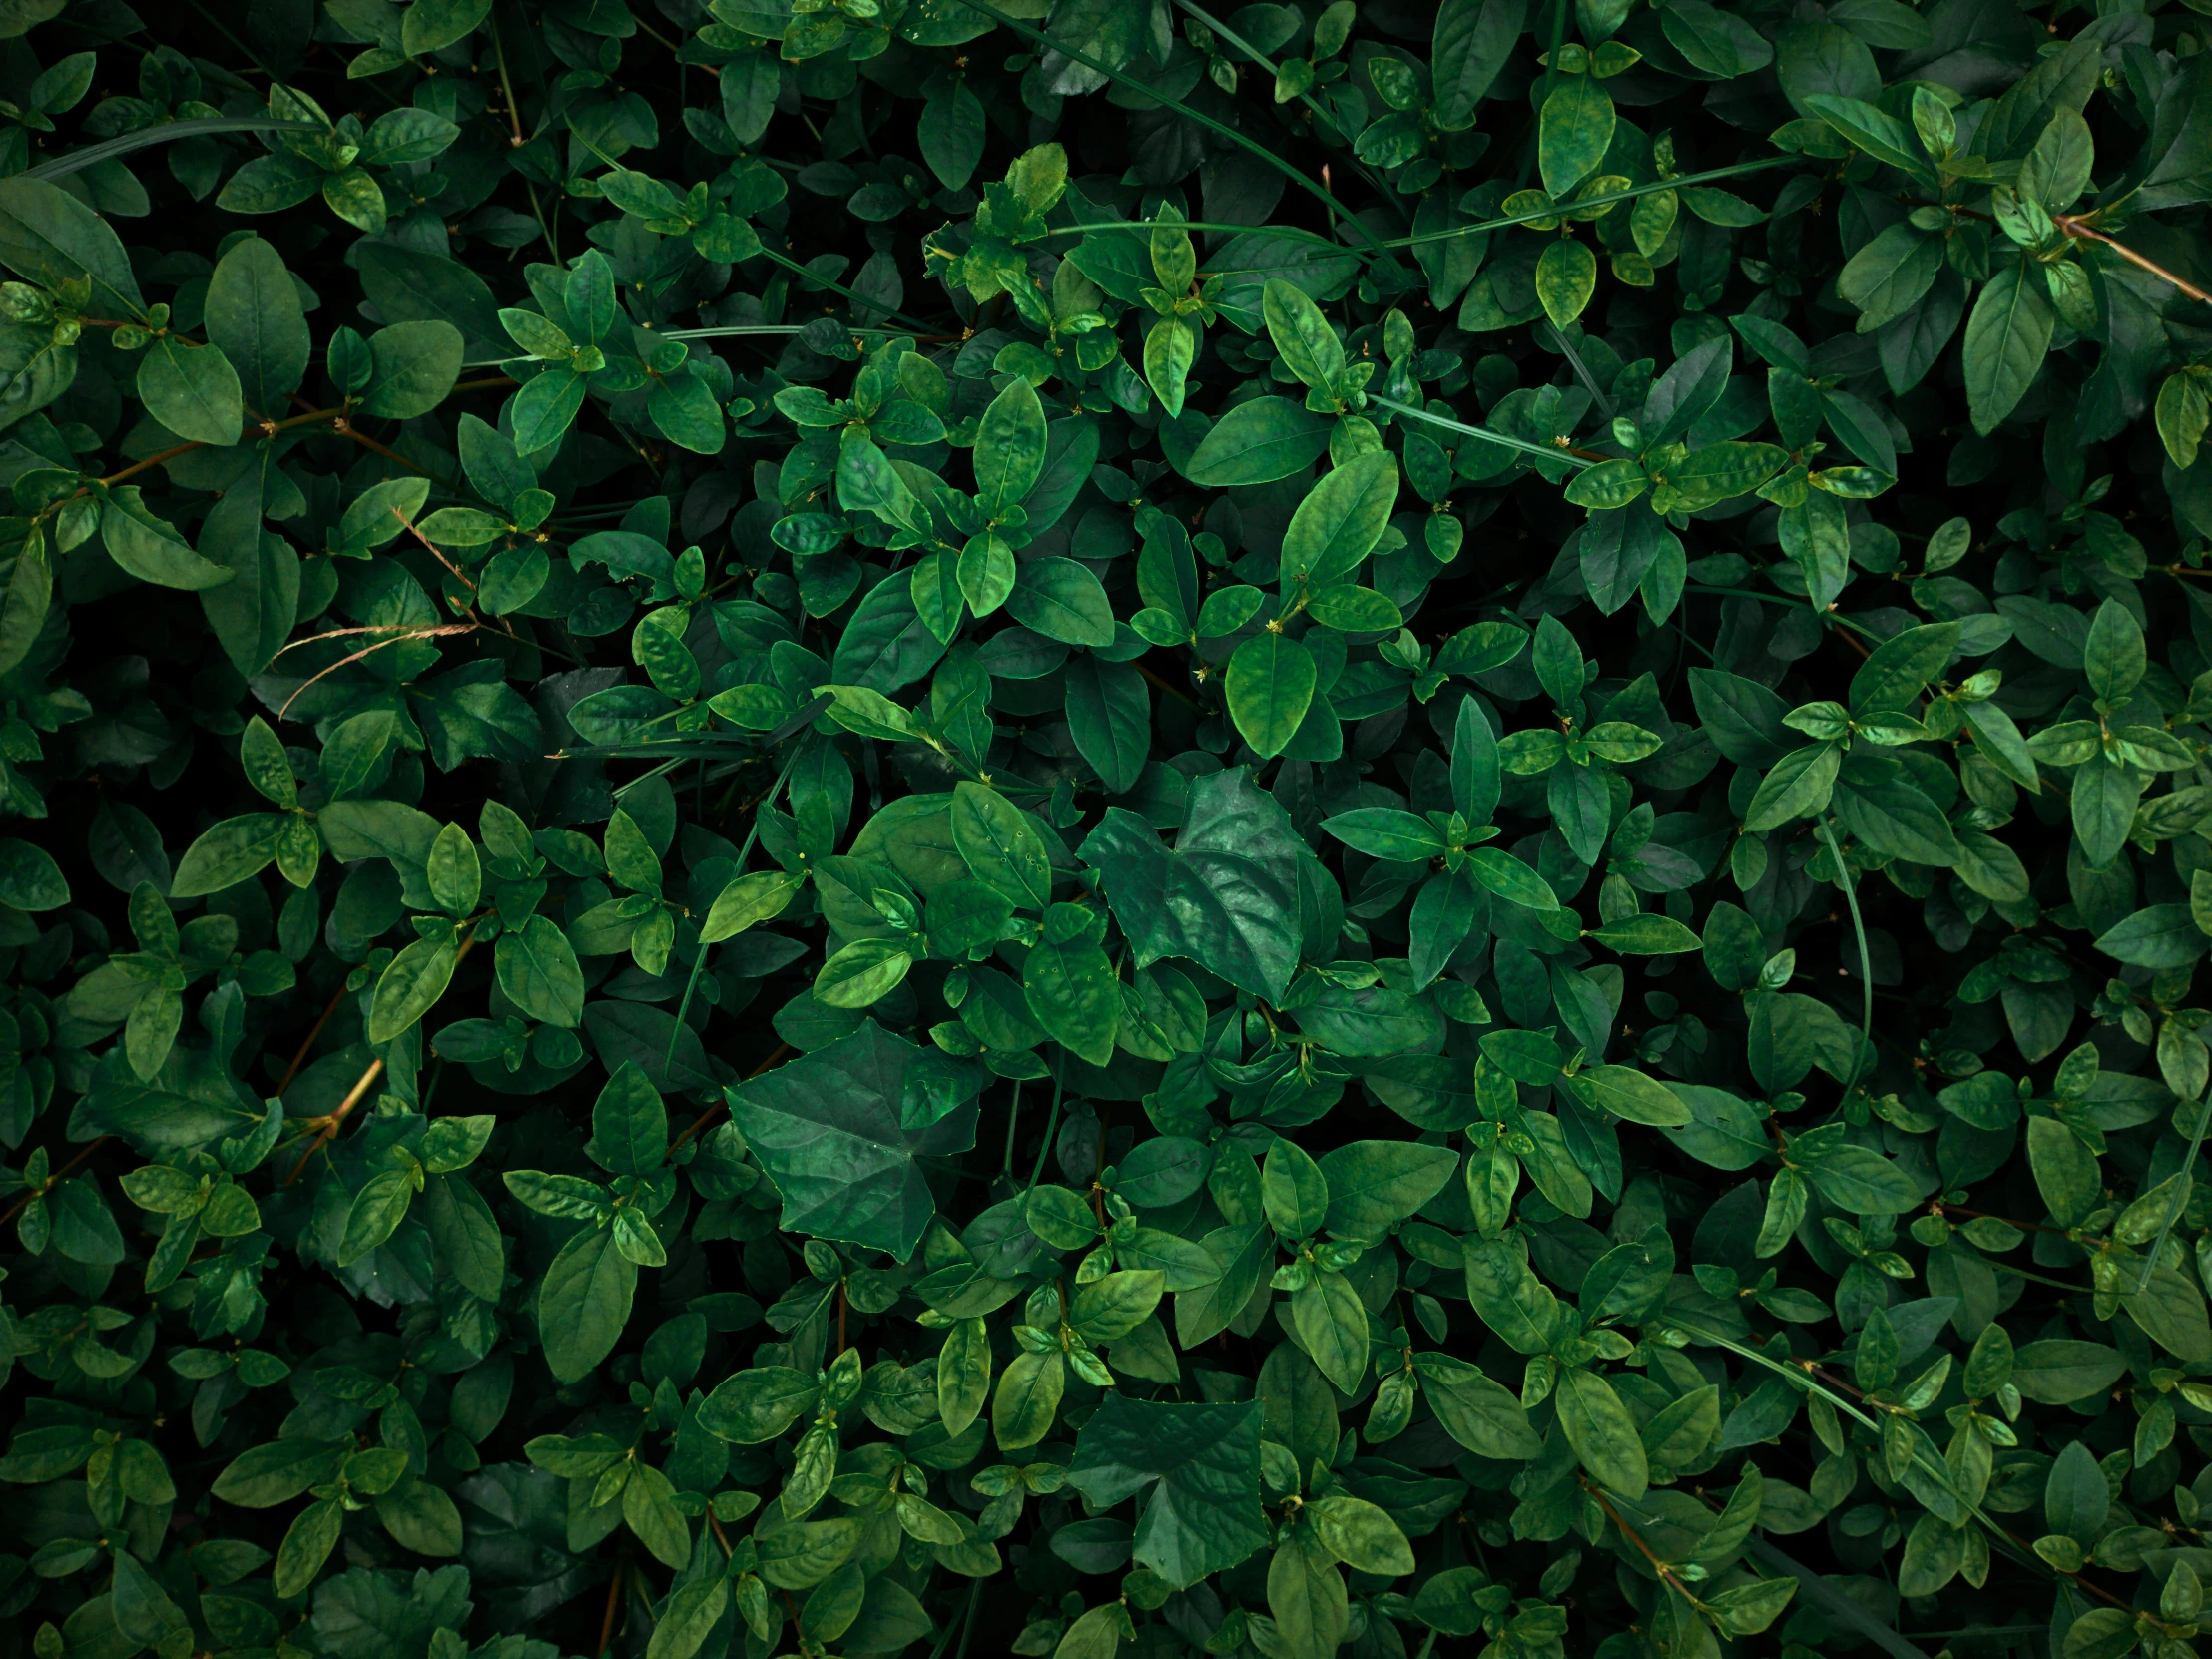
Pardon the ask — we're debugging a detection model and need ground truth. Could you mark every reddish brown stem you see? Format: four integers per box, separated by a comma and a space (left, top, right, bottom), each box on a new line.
276, 986, 349, 1095
2054, 215, 2212, 305
667, 1042, 791, 1157
0, 1136, 114, 1228
595, 1561, 625, 1657
282, 1057, 385, 1185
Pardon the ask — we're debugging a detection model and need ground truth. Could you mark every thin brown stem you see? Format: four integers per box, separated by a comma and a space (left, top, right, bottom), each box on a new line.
489, 11, 527, 149
276, 986, 348, 1094
330, 418, 422, 472
275, 624, 480, 720
282, 1056, 385, 1185
1934, 1202, 2070, 1238
666, 1042, 791, 1157
1916, 199, 2210, 305
1136, 661, 1199, 708
102, 442, 201, 487
2055, 215, 2212, 305
594, 1561, 624, 1657
393, 506, 478, 592
0, 1137, 114, 1228
1584, 1480, 1692, 1597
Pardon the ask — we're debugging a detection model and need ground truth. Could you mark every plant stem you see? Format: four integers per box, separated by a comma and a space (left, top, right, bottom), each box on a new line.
949, 0, 1389, 258
1818, 815, 1872, 1098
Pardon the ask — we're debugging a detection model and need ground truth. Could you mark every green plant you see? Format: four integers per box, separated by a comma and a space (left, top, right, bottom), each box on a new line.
0, 0, 2210, 1656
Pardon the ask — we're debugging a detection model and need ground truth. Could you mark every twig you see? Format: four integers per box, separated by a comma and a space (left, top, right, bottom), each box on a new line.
595, 1561, 624, 1658
665, 1042, 791, 1157
275, 625, 480, 720
276, 986, 349, 1094
393, 505, 478, 593
2055, 215, 2212, 305
281, 1057, 385, 1185
1818, 815, 1871, 1098
489, 10, 527, 149
0, 1137, 114, 1228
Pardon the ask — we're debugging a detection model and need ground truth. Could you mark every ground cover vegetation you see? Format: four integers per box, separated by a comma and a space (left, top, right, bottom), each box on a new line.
0, 0, 2209, 1655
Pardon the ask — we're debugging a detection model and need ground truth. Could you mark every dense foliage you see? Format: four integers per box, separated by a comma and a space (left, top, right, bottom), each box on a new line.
2, 0, 2212, 1655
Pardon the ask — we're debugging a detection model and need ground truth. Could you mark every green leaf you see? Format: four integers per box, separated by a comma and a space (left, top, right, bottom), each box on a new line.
1800, 1144, 1923, 1216
368, 936, 459, 1042
1081, 768, 1305, 1001
1583, 914, 1701, 955
952, 781, 1053, 909
1315, 1141, 1456, 1238
2082, 599, 2146, 703
171, 814, 285, 898
992, 1347, 1064, 1448
1023, 933, 1119, 1066
1065, 1394, 1268, 1589
537, 1222, 639, 1383
1413, 1353, 1542, 1458
725, 1021, 981, 1261
360, 320, 463, 420
102, 487, 237, 591
198, 467, 296, 678
1268, 1531, 1350, 1659
0, 174, 143, 314
1562, 1065, 1693, 1127
1461, 1236, 1560, 1354
136, 336, 243, 446
1226, 632, 1317, 760
212, 1439, 345, 1507
1263, 1136, 1331, 1238
492, 913, 585, 1027
204, 236, 308, 417
1848, 622, 1960, 712
1743, 743, 1841, 831
1282, 451, 1399, 585
2009, 1339, 2125, 1404
975, 375, 1047, 517
1431, 0, 1525, 128
1534, 238, 1596, 329
2027, 1114, 2101, 1227
1461, 847, 1559, 911
272, 1497, 344, 1598
1962, 265, 2053, 435
1263, 277, 1345, 393
1007, 555, 1115, 646
1555, 1367, 1649, 1499
337, 1170, 414, 1267
1182, 397, 1334, 485
1539, 76, 1614, 197
918, 80, 987, 190
1065, 655, 1149, 794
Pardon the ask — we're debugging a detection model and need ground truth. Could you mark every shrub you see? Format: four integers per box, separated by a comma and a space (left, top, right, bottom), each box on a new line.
0, 0, 2209, 1656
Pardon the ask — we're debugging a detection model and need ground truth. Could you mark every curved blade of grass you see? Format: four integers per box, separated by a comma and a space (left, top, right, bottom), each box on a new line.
1666, 1310, 2046, 1583
2131, 1087, 2212, 1295
1170, 0, 1396, 211
571, 123, 949, 335
27, 118, 325, 181
1742, 1536, 1937, 1659
667, 743, 805, 1062
1607, 1488, 1936, 1659
754, 242, 946, 335
1819, 814, 1873, 1097
1369, 393, 1596, 468
1043, 220, 1345, 250
1383, 157, 1803, 249
1539, 320, 1616, 421
950, 0, 1388, 256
